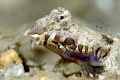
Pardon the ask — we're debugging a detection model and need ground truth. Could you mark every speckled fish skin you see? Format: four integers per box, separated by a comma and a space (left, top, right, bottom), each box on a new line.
24, 7, 120, 78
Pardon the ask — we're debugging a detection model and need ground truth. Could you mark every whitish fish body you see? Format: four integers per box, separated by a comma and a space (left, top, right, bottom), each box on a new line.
24, 7, 120, 78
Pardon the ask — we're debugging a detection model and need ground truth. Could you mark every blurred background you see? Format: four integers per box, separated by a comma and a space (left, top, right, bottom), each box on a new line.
1, 0, 120, 37
0, 0, 120, 69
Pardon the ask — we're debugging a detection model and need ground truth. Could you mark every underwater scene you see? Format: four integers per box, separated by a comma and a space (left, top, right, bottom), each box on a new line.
1, 0, 120, 80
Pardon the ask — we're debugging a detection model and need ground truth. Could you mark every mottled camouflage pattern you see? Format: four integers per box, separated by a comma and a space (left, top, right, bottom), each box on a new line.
24, 7, 120, 78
